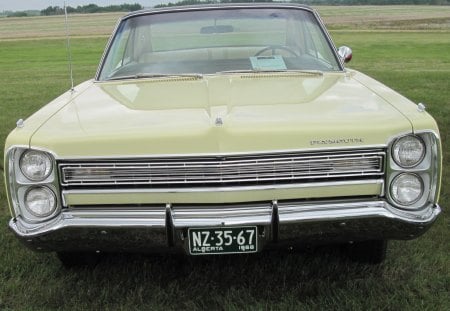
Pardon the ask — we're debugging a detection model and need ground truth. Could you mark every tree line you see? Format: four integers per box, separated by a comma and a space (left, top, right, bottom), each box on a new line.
155, 0, 449, 7
300, 0, 449, 4
4, 0, 448, 18
40, 3, 143, 16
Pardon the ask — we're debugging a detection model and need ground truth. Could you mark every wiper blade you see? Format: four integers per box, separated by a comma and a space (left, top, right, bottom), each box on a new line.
216, 69, 257, 74
217, 69, 323, 76
107, 73, 203, 81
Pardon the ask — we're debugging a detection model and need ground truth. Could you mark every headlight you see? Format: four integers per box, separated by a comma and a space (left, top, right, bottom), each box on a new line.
392, 135, 425, 168
390, 173, 423, 206
24, 187, 57, 217
20, 150, 53, 181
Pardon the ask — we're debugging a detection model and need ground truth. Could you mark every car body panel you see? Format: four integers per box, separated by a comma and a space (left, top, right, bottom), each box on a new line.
351, 70, 440, 133
21, 72, 413, 158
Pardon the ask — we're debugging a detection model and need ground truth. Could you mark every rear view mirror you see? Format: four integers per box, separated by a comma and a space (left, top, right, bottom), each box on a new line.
200, 25, 234, 34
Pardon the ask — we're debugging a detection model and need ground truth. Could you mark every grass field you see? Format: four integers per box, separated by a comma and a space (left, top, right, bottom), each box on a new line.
0, 5, 449, 40
0, 6, 449, 310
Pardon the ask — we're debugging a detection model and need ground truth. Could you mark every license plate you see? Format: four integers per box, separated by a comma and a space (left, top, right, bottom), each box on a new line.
188, 226, 258, 255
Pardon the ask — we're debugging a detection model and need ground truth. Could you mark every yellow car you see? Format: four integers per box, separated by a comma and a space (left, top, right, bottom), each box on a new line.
4, 3, 441, 267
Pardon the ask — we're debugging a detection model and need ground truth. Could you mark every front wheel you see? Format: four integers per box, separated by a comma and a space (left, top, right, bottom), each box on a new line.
345, 240, 387, 264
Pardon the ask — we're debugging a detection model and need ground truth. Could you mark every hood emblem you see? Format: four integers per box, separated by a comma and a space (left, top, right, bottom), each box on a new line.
310, 138, 364, 146
215, 117, 223, 126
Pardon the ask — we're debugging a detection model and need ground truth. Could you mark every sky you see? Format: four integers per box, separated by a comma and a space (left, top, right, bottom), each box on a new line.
0, 0, 173, 11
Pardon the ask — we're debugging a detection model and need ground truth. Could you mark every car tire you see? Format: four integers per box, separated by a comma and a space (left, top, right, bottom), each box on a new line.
56, 251, 101, 268
345, 240, 387, 264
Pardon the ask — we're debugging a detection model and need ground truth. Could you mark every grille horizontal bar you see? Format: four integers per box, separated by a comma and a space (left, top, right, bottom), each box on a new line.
59, 149, 385, 188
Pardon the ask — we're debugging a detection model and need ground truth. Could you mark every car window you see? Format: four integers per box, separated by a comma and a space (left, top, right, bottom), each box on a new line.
303, 18, 337, 68
98, 8, 341, 80
102, 22, 132, 74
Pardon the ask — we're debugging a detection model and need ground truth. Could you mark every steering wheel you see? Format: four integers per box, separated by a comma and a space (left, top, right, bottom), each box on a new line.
254, 45, 298, 57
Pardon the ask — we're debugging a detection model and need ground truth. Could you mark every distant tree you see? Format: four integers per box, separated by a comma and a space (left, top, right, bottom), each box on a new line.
220, 0, 273, 2
66, 6, 77, 13
155, 0, 214, 8
41, 6, 64, 16
40, 3, 143, 16
76, 4, 100, 13
7, 11, 28, 17
120, 3, 143, 11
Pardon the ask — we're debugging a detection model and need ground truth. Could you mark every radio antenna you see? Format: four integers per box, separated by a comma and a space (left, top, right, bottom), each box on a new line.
64, 2, 74, 91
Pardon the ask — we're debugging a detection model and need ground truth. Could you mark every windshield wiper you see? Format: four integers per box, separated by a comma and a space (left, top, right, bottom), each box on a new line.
107, 73, 203, 81
216, 69, 323, 76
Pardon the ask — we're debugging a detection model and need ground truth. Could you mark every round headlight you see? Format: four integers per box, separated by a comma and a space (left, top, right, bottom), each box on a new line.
20, 150, 53, 181
24, 187, 57, 217
390, 173, 423, 206
392, 135, 425, 168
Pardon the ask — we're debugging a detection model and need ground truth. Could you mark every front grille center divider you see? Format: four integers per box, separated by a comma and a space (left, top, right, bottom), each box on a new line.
271, 200, 279, 242
165, 203, 174, 247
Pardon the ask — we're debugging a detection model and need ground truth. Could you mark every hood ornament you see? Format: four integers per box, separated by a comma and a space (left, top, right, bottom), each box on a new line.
417, 103, 426, 112
215, 117, 223, 126
16, 119, 24, 128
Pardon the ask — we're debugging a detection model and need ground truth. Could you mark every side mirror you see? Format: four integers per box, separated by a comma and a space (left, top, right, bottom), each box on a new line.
338, 46, 352, 63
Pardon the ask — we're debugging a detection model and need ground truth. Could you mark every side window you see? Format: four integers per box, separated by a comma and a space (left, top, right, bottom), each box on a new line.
132, 24, 153, 61
99, 22, 132, 79
303, 20, 336, 67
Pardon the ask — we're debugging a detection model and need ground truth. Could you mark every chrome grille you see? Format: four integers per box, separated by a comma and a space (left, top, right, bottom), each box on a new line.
59, 149, 385, 188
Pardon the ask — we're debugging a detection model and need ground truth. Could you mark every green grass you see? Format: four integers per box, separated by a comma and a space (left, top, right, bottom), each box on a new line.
0, 13, 123, 40
0, 13, 449, 311
317, 5, 450, 30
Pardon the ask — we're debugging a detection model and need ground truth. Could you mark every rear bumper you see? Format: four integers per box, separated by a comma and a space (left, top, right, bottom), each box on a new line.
9, 199, 441, 253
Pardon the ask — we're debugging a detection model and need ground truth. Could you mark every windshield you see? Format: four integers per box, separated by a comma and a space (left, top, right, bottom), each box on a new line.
98, 7, 342, 81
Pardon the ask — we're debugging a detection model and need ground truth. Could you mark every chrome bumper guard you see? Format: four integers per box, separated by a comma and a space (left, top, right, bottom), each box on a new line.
9, 199, 441, 253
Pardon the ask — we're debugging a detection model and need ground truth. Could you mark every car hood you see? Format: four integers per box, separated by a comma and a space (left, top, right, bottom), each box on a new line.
30, 72, 413, 157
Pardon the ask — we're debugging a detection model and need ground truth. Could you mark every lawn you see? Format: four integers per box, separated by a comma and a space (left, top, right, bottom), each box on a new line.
0, 7, 449, 310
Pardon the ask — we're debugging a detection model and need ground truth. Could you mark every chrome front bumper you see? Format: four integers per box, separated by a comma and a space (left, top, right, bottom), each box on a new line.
9, 199, 441, 253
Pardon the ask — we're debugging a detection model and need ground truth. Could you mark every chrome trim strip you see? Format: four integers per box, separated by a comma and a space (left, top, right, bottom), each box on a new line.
122, 3, 315, 22
414, 130, 442, 205
66, 208, 166, 220
94, 16, 125, 81
53, 145, 387, 160
312, 8, 345, 70
279, 200, 386, 223
59, 151, 385, 166
11, 207, 167, 236
172, 204, 273, 227
5, 147, 19, 218
62, 179, 384, 197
